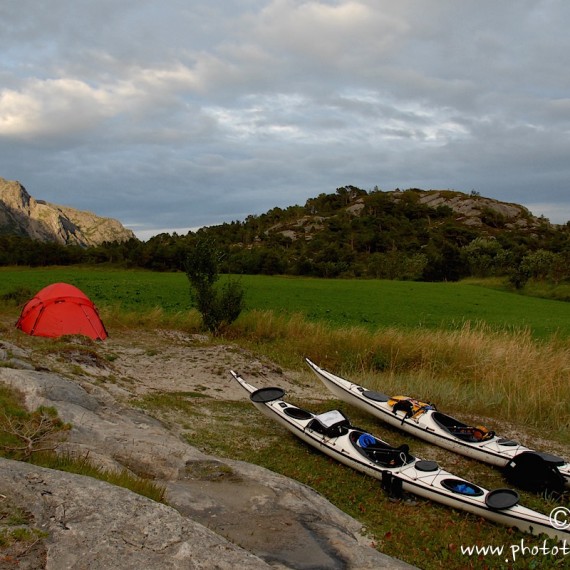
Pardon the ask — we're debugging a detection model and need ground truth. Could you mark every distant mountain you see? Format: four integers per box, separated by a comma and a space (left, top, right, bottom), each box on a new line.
0, 177, 136, 247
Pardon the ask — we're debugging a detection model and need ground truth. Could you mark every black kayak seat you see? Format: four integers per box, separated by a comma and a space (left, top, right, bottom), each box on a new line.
360, 390, 390, 402
283, 406, 313, 420
415, 460, 439, 472
441, 479, 484, 497
485, 488, 519, 510
497, 438, 518, 446
431, 412, 470, 436
250, 387, 285, 403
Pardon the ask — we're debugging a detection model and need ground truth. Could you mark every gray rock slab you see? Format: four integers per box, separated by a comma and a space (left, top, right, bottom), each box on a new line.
0, 458, 270, 569
0, 366, 416, 569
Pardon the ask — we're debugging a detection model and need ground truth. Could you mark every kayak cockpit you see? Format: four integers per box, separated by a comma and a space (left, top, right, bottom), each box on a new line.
432, 412, 495, 442
350, 431, 415, 467
440, 479, 485, 497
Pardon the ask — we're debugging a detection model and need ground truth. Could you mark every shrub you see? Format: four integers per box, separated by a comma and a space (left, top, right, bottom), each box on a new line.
185, 238, 245, 335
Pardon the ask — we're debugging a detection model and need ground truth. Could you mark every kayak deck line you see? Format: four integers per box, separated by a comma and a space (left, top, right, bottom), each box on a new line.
230, 369, 569, 542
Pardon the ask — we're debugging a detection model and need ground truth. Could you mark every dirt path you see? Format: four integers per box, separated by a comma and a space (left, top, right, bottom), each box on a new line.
30, 325, 329, 404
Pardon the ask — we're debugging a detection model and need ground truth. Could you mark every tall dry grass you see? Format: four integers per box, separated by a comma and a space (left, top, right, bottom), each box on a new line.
99, 305, 202, 332
231, 310, 570, 437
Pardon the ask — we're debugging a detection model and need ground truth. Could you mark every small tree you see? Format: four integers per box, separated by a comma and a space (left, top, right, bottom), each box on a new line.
0, 406, 70, 460
185, 238, 245, 335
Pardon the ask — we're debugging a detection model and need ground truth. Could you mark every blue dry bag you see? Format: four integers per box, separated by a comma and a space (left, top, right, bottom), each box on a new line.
358, 433, 376, 448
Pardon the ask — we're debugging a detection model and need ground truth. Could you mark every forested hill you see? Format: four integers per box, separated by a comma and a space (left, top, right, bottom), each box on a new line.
195, 186, 569, 281
2, 186, 569, 284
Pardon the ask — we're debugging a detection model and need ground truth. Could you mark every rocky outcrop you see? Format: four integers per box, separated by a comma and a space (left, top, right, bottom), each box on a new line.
266, 188, 546, 244
0, 177, 135, 246
415, 190, 542, 230
0, 349, 415, 570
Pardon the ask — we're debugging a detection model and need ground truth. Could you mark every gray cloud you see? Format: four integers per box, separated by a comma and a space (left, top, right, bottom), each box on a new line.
1, 0, 569, 240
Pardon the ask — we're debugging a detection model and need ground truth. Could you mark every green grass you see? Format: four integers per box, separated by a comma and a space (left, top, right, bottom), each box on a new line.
0, 497, 47, 558
1, 267, 570, 339
0, 266, 193, 313
31, 452, 166, 503
237, 275, 570, 339
465, 276, 570, 303
2, 266, 568, 434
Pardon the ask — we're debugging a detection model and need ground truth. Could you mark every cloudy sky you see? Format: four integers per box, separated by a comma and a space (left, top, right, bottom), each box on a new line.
1, 1, 569, 240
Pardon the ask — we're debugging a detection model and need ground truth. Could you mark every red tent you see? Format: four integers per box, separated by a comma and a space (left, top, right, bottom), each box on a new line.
16, 283, 108, 340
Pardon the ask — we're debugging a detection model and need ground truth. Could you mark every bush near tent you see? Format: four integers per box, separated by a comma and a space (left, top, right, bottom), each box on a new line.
15, 283, 108, 341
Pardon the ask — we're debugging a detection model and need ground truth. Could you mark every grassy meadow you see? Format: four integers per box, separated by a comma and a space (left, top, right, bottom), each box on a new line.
1, 266, 570, 569
1, 266, 570, 338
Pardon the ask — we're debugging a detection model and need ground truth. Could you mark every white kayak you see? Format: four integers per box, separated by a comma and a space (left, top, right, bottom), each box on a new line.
305, 358, 570, 492
231, 369, 569, 541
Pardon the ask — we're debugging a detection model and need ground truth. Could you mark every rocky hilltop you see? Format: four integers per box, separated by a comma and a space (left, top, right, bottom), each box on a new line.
0, 177, 135, 247
267, 187, 546, 244
412, 189, 543, 229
